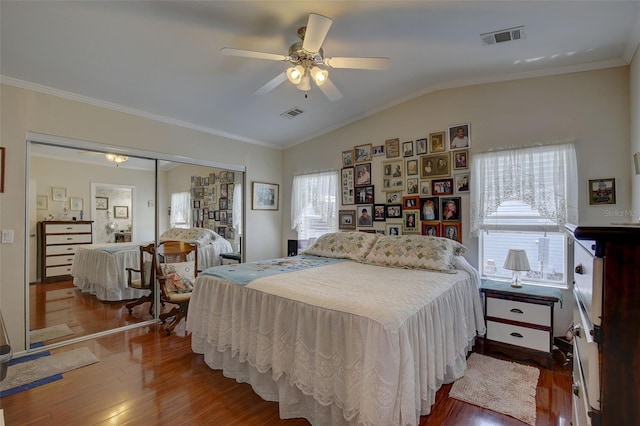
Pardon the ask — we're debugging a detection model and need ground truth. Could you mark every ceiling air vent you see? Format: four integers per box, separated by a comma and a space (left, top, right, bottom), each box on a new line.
280, 107, 305, 119
481, 26, 525, 46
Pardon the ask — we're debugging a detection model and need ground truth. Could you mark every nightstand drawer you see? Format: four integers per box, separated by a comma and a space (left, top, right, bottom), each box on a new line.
46, 264, 74, 277
46, 233, 92, 245
46, 255, 75, 266
45, 223, 92, 234
486, 297, 551, 326
486, 320, 550, 352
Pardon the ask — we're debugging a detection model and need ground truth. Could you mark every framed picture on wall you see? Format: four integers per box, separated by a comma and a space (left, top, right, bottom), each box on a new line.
453, 150, 468, 170
429, 132, 446, 153
354, 144, 372, 163
415, 138, 427, 155
420, 153, 450, 179
341, 167, 355, 205
36, 195, 48, 210
95, 196, 108, 210
339, 210, 356, 230
382, 159, 405, 192
52, 187, 66, 201
385, 138, 400, 158
252, 181, 279, 210
386, 223, 402, 236
442, 221, 462, 242
342, 149, 354, 167
70, 197, 83, 211
114, 206, 129, 218
448, 123, 471, 150
422, 221, 440, 237
354, 163, 372, 186
588, 178, 616, 205
402, 140, 414, 157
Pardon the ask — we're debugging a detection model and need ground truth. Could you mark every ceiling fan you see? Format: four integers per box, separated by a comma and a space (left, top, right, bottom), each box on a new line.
221, 13, 390, 101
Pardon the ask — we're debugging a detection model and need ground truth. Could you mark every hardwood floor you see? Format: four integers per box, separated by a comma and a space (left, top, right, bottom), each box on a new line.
4, 283, 572, 425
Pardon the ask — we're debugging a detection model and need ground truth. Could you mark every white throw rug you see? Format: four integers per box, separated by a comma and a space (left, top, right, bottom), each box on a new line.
449, 353, 540, 425
0, 347, 99, 393
29, 324, 74, 344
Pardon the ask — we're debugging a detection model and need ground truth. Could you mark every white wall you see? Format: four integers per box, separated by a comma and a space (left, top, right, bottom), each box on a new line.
283, 67, 631, 335
0, 84, 283, 352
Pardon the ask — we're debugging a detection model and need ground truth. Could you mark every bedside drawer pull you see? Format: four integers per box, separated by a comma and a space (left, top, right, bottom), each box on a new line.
67, 247, 73, 251
510, 332, 524, 338
66, 227, 73, 230
575, 264, 583, 274
572, 382, 581, 397
510, 308, 524, 314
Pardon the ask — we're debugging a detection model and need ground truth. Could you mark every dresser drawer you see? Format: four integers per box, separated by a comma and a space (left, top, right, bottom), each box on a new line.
486, 320, 551, 352
486, 297, 551, 327
44, 223, 92, 234
45, 255, 75, 266
573, 241, 603, 327
46, 244, 81, 256
46, 233, 92, 245
46, 264, 73, 277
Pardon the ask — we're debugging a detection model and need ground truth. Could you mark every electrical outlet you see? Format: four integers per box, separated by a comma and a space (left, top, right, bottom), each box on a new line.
1, 230, 14, 244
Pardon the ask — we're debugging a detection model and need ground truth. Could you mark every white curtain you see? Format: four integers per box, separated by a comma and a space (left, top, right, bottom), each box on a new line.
170, 191, 191, 228
232, 183, 242, 236
470, 143, 578, 237
291, 171, 338, 232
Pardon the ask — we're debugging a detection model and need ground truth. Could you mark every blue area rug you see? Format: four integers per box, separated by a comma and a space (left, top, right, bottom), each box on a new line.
0, 351, 62, 397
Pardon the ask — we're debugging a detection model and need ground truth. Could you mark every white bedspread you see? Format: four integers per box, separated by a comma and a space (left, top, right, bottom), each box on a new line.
72, 238, 233, 301
188, 257, 485, 426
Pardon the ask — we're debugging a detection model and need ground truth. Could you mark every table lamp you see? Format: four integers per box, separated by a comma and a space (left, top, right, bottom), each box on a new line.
503, 249, 531, 288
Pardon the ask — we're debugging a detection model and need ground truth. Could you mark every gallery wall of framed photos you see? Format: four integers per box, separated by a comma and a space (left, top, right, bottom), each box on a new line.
190, 170, 237, 240
339, 123, 471, 242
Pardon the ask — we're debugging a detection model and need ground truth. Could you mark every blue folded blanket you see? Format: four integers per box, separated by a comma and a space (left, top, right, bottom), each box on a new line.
200, 255, 345, 286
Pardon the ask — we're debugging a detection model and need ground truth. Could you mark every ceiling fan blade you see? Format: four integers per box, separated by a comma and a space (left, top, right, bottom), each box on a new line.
221, 47, 289, 62
324, 57, 390, 70
302, 13, 333, 53
254, 72, 288, 95
318, 78, 343, 102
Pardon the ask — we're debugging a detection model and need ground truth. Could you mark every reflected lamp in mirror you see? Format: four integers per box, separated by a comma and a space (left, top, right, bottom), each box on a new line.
503, 249, 530, 288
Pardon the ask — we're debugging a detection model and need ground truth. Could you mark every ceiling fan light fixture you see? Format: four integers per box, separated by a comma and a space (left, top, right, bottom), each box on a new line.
105, 153, 128, 164
296, 74, 311, 91
286, 65, 305, 84
311, 66, 328, 86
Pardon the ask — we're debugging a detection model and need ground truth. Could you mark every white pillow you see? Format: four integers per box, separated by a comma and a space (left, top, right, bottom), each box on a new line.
303, 231, 379, 262
363, 235, 466, 272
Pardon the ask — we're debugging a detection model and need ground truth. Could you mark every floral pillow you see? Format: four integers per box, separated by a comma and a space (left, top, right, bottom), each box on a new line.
160, 227, 218, 245
161, 262, 195, 293
363, 235, 466, 272
303, 231, 379, 261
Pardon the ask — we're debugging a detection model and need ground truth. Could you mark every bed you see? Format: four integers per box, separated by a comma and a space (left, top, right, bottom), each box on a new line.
188, 232, 486, 426
71, 228, 233, 301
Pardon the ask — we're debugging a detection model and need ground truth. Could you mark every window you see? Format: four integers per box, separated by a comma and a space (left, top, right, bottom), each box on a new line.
291, 171, 338, 244
170, 191, 191, 228
471, 143, 578, 288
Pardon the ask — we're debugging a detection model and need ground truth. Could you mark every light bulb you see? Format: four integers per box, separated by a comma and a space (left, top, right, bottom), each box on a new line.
311, 67, 328, 86
286, 65, 304, 84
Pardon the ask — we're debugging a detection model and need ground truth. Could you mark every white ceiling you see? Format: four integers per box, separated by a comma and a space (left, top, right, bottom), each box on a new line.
2, 1, 639, 150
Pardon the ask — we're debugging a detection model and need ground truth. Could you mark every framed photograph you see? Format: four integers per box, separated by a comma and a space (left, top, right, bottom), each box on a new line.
193, 200, 201, 209
406, 159, 419, 176
0, 147, 4, 193
52, 187, 66, 201
419, 180, 431, 196
441, 197, 461, 221
432, 178, 454, 196
220, 211, 228, 225
588, 178, 616, 205
386, 191, 402, 204
420, 197, 439, 220
382, 159, 405, 191
415, 138, 427, 155
402, 195, 420, 209
402, 140, 414, 157
386, 223, 403, 236
219, 198, 228, 210
96, 196, 108, 210
385, 138, 400, 158
339, 209, 357, 230
354, 162, 372, 186
448, 123, 471, 150
442, 221, 462, 242
373, 204, 386, 221
214, 210, 220, 221
453, 150, 469, 170
114, 206, 129, 218
355, 185, 375, 204
429, 131, 446, 153
354, 143, 372, 163
454, 173, 470, 193
220, 183, 228, 198
36, 195, 48, 210
406, 178, 419, 194
402, 211, 419, 233
356, 204, 374, 227
217, 227, 226, 235
385, 204, 402, 219
342, 149, 354, 167
208, 211, 215, 220
422, 221, 440, 237
341, 167, 355, 205
225, 228, 235, 239
420, 152, 451, 179
372, 144, 385, 157
70, 197, 83, 211
252, 181, 279, 210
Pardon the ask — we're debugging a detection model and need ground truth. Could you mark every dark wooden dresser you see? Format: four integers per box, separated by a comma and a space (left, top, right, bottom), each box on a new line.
568, 224, 640, 425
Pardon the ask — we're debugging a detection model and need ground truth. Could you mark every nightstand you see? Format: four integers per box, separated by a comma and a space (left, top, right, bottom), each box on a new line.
480, 279, 562, 369
220, 252, 241, 265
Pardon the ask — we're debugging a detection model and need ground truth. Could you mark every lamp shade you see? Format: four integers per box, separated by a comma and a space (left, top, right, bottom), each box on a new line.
503, 249, 531, 272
